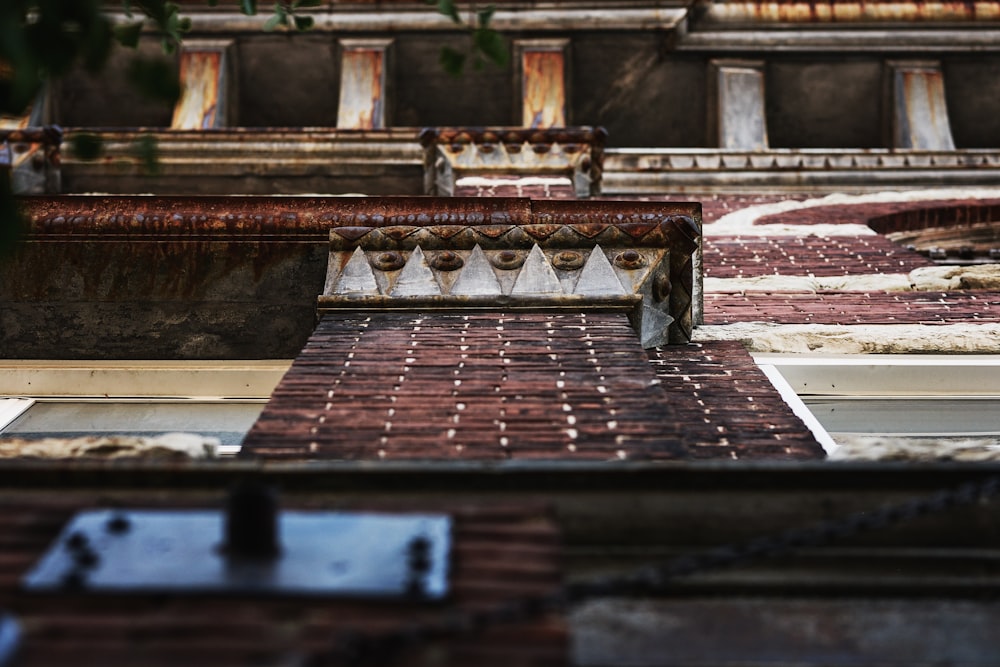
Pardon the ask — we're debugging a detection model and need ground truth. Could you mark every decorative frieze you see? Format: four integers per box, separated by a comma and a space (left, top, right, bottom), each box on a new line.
320, 199, 700, 346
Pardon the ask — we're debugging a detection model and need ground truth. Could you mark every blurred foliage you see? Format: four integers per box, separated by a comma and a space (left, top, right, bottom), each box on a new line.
431, 0, 508, 76
68, 132, 104, 161
0, 171, 25, 259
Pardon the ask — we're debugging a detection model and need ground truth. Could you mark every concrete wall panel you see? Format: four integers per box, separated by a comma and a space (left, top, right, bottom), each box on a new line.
572, 35, 706, 148
393, 35, 513, 127
237, 36, 339, 127
944, 58, 1000, 149
55, 41, 176, 128
767, 59, 882, 149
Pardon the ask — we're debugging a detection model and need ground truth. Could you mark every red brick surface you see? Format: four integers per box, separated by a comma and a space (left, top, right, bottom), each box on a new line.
607, 194, 806, 224
705, 291, 1000, 325
244, 311, 688, 461
242, 314, 824, 462
758, 199, 1000, 229
647, 342, 825, 460
705, 235, 933, 279
691, 195, 999, 326
0, 493, 566, 667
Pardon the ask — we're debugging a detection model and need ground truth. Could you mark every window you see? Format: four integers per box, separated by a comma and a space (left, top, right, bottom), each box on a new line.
0, 361, 290, 456
757, 354, 1000, 459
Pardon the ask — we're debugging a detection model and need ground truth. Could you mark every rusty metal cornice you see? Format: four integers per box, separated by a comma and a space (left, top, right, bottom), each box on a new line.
695, 0, 1000, 25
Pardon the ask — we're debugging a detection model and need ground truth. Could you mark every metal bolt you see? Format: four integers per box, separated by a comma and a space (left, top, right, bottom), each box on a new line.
408, 536, 432, 574
72, 547, 99, 569
224, 481, 281, 560
65, 531, 89, 551
431, 250, 464, 272
61, 568, 87, 590
372, 251, 405, 272
491, 249, 524, 270
106, 512, 131, 534
552, 251, 584, 270
614, 249, 646, 270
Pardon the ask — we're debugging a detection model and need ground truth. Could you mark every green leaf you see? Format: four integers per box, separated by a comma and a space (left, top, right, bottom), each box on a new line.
476, 5, 495, 27
69, 133, 105, 161
439, 46, 465, 76
133, 134, 160, 176
473, 27, 508, 67
81, 16, 115, 73
113, 21, 144, 48
240, 0, 258, 15
126, 56, 181, 104
262, 12, 284, 30
436, 0, 460, 23
297, 0, 323, 6
292, 15, 314, 30
207, 0, 219, 5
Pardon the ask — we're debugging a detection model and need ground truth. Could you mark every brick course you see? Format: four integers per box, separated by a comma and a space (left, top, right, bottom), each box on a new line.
705, 291, 1000, 325
705, 235, 933, 279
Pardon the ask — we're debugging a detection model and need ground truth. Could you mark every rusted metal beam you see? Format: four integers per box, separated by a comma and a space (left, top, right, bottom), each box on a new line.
677, 26, 1000, 51
698, 0, 1000, 24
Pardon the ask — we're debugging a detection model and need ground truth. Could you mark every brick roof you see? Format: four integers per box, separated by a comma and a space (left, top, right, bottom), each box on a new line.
241, 314, 825, 461
243, 311, 687, 461
647, 341, 824, 459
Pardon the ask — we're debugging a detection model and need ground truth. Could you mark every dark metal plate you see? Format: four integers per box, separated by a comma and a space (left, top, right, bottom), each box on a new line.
23, 510, 451, 599
0, 614, 19, 667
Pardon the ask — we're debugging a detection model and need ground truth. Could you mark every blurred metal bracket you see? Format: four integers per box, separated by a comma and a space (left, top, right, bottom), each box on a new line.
23, 509, 451, 600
